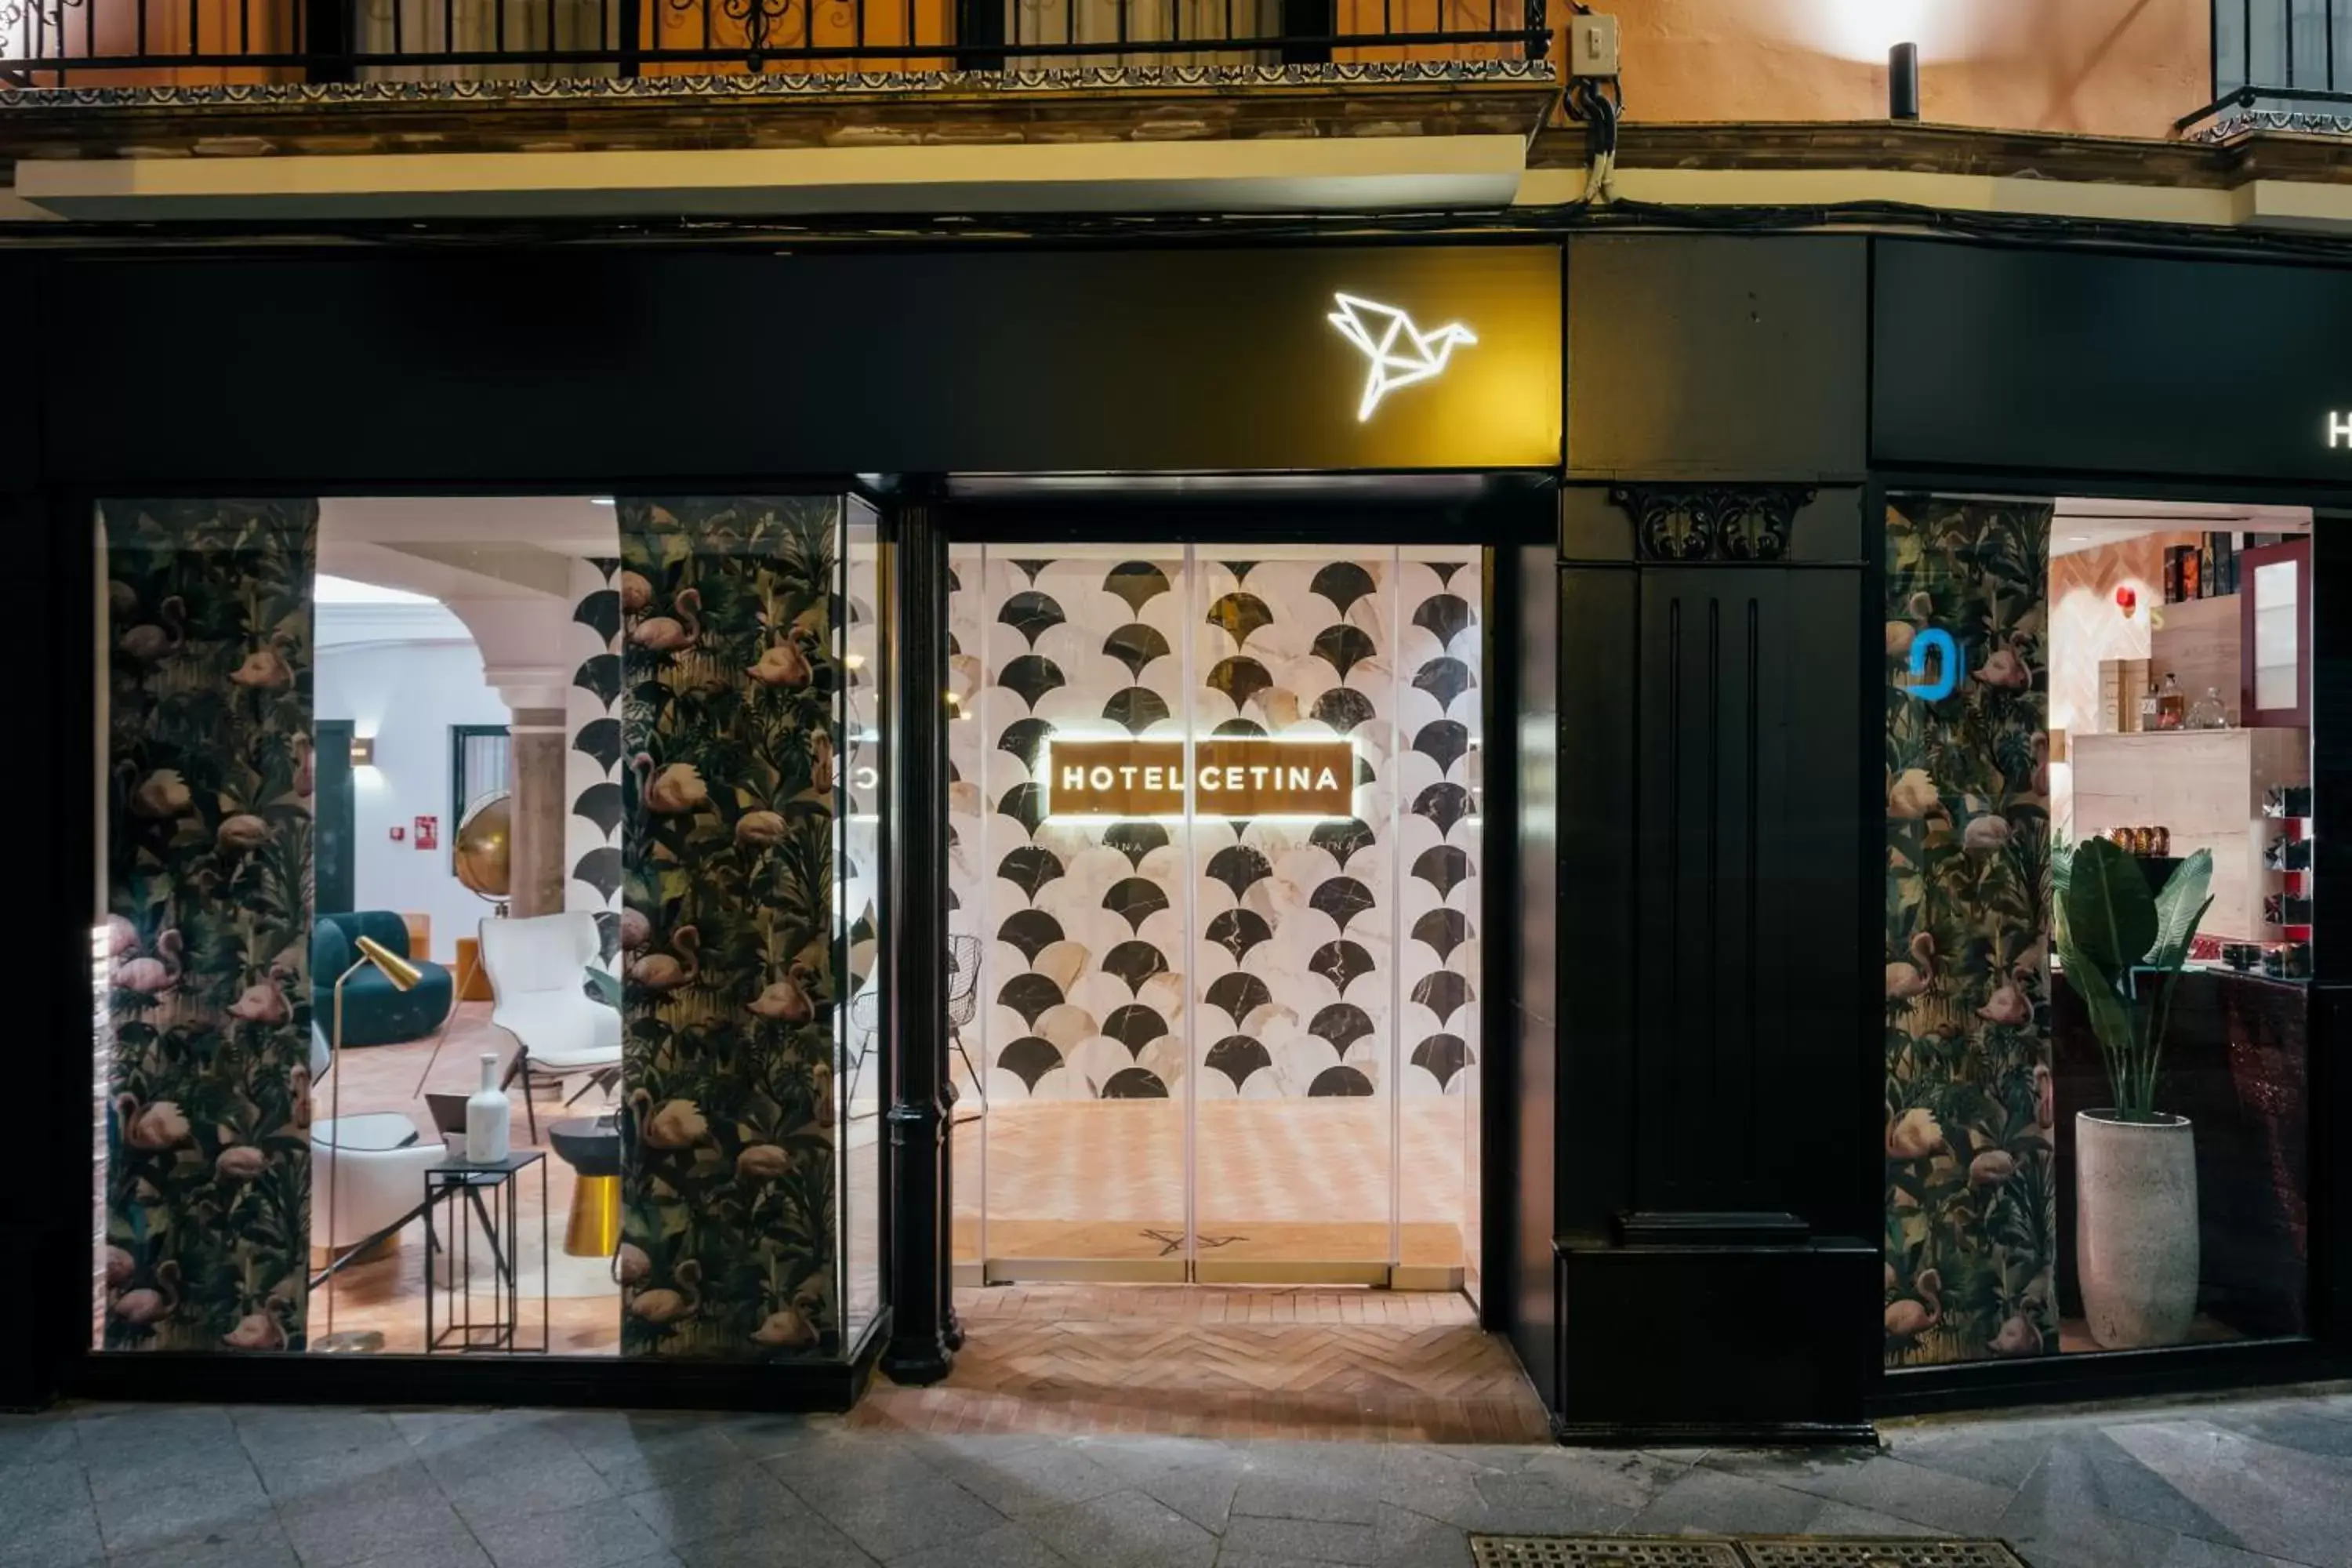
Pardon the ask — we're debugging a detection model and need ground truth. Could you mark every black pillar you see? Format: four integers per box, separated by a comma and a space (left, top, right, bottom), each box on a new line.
1279, 0, 1334, 65
302, 0, 354, 81
953, 0, 1004, 73
880, 492, 956, 1386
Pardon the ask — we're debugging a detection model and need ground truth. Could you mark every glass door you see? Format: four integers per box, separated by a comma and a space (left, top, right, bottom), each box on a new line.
947, 539, 1481, 1287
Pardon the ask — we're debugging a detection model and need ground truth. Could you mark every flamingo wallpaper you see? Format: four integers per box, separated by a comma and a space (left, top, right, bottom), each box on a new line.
617, 497, 843, 1359
102, 499, 318, 1352
1884, 495, 2058, 1367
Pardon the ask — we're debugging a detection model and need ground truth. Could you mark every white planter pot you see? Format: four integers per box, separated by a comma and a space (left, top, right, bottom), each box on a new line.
2076, 1109, 2199, 1349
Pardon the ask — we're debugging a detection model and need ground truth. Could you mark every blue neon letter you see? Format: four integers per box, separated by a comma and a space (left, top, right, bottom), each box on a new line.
1903, 628, 1958, 702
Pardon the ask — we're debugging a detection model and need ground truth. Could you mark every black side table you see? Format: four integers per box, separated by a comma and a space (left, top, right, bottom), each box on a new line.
423, 1150, 549, 1354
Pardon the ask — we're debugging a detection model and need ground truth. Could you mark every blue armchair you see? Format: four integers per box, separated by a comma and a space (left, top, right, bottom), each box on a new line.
311, 912, 455, 1047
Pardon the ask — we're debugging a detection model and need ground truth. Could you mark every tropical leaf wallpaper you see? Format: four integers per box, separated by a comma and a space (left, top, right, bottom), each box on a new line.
102, 499, 318, 1352
618, 497, 843, 1359
1884, 495, 2057, 1368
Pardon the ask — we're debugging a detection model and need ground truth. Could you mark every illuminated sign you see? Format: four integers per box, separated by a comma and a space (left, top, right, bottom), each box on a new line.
1327, 294, 1476, 422
1044, 738, 1355, 820
1900, 628, 1959, 701
2330, 411, 2351, 449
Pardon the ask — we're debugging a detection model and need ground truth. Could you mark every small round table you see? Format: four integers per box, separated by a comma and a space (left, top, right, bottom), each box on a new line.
547, 1116, 622, 1258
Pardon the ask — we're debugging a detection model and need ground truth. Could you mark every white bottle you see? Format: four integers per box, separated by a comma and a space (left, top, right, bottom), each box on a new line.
466, 1051, 510, 1163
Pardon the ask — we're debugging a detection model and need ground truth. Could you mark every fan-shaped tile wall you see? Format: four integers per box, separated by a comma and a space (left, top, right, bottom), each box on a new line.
948, 548, 1482, 1112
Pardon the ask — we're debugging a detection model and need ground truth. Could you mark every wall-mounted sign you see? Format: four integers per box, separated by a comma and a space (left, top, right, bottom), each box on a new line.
2329, 411, 2350, 449
1044, 738, 1356, 820
1327, 293, 1477, 422
414, 815, 438, 851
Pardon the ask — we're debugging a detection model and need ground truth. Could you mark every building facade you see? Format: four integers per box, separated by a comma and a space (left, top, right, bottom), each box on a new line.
5, 0, 2352, 1442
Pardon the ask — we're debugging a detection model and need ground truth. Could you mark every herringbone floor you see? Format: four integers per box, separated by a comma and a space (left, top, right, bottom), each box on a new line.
853, 1284, 1548, 1442
953, 1098, 1476, 1268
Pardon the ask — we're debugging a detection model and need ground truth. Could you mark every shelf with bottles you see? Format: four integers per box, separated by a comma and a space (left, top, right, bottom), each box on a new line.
2132, 672, 2238, 734
2261, 782, 2314, 944
2161, 532, 2248, 605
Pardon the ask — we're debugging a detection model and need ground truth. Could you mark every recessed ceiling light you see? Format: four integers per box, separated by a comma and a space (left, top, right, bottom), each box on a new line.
590, 497, 615, 506
2067, 535, 2092, 543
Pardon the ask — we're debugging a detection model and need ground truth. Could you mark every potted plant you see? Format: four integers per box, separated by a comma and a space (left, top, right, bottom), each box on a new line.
2053, 836, 2214, 1348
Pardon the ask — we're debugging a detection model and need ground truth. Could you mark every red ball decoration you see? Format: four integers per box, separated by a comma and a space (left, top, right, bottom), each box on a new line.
2115, 584, 2138, 619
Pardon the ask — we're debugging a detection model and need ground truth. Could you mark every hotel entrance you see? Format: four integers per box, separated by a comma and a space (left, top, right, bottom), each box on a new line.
942, 538, 1486, 1294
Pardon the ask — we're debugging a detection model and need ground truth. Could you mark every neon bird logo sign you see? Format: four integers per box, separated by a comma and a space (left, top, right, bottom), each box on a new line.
1901, 628, 1960, 701
1327, 293, 1476, 420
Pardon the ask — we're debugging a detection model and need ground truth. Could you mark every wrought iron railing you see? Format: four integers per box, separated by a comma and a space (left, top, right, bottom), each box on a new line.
0, 0, 1547, 85
2180, 0, 2352, 138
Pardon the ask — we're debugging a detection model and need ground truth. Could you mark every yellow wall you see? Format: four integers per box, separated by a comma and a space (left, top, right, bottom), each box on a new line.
1597, 0, 2212, 140
28, 0, 297, 87
644, 0, 956, 75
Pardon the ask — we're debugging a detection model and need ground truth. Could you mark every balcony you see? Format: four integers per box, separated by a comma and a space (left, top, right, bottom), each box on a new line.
2181, 0, 2352, 139
0, 0, 1547, 92
0, 0, 1555, 219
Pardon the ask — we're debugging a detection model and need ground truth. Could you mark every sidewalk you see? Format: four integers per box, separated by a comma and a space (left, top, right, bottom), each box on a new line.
5, 1382, 2350, 1568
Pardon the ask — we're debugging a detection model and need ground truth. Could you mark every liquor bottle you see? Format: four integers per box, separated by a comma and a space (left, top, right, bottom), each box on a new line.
2181, 546, 2201, 602
2158, 673, 2187, 731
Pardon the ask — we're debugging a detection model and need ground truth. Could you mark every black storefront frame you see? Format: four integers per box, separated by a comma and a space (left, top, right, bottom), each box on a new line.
28, 468, 1559, 1416
1552, 230, 2352, 1440
1854, 234, 2352, 1412
2, 235, 1566, 1414
20, 227, 2352, 1434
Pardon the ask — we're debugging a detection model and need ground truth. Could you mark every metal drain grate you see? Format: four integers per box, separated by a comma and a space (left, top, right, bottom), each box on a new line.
1472, 1540, 1745, 1568
1742, 1543, 2028, 1568
1470, 1541, 2028, 1568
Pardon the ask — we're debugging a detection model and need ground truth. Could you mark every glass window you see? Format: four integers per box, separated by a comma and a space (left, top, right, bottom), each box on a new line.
946, 541, 1483, 1292
97, 494, 869, 1362
1885, 495, 2315, 1368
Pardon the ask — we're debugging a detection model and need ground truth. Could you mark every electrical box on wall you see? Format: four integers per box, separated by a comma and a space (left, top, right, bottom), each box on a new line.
1570, 11, 1620, 77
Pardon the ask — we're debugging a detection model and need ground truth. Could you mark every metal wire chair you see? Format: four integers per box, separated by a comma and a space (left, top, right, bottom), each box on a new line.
844, 935, 985, 1123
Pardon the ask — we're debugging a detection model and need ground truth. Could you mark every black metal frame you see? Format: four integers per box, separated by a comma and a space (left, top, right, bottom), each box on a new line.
0, 0, 1548, 80
1859, 465, 2352, 1418
423, 1152, 550, 1355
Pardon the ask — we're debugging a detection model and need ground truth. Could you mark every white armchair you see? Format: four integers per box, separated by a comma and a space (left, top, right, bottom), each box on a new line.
309, 1025, 444, 1277
478, 912, 623, 1143
313, 1113, 446, 1254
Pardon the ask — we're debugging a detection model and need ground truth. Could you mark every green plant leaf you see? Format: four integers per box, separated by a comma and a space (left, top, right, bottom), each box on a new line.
2145, 848, 2215, 970
2139, 891, 2215, 1116
2059, 836, 2157, 978
2054, 928, 2136, 1109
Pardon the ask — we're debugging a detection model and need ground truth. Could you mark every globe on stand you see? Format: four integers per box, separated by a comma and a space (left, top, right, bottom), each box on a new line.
454, 791, 512, 915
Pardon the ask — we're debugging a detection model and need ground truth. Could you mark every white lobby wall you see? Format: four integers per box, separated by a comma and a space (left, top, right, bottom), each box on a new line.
316, 612, 511, 964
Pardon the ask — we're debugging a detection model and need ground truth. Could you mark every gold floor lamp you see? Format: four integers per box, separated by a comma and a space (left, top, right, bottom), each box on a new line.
314, 932, 423, 1356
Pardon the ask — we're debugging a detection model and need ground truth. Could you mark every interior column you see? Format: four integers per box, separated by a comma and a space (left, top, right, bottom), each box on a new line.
505, 706, 568, 918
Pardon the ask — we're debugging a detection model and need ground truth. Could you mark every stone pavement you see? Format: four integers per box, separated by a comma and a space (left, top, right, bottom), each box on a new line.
5, 1383, 2350, 1568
